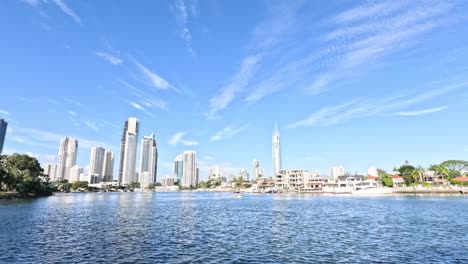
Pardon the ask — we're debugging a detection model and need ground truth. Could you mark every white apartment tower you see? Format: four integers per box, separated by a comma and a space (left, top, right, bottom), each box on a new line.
140, 133, 158, 189
43, 164, 58, 182
182, 151, 197, 187
88, 147, 106, 181
118, 117, 139, 185
57, 137, 78, 181
69, 165, 83, 183
102, 151, 114, 182
272, 122, 282, 176
329, 166, 345, 179
252, 160, 260, 180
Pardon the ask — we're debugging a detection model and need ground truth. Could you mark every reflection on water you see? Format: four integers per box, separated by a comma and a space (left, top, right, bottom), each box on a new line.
0, 192, 467, 263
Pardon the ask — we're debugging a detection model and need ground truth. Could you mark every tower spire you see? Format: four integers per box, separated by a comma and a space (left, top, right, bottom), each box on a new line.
275, 120, 278, 133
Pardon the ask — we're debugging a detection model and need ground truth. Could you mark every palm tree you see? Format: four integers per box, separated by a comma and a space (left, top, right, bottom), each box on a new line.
428, 164, 449, 180
411, 166, 424, 183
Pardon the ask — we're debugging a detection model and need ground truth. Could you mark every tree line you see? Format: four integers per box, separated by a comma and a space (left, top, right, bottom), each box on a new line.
378, 160, 468, 187
0, 154, 54, 196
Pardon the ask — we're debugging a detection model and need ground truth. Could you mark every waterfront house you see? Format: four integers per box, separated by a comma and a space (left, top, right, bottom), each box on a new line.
390, 174, 405, 187
423, 173, 436, 183
275, 170, 326, 192
453, 176, 468, 183
367, 175, 378, 181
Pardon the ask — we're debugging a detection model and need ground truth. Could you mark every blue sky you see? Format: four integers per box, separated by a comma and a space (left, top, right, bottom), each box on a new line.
1, 0, 468, 180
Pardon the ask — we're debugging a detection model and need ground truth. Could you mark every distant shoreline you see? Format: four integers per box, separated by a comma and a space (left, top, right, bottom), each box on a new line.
0, 192, 53, 200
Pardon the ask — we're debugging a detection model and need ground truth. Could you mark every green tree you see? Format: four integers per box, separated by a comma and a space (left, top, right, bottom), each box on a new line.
70, 181, 89, 190
411, 166, 425, 183
378, 170, 393, 187
439, 160, 468, 179
0, 154, 53, 195
395, 165, 416, 185
428, 164, 449, 179
234, 176, 244, 189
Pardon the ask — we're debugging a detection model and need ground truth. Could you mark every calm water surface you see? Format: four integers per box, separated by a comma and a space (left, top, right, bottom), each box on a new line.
0, 192, 467, 263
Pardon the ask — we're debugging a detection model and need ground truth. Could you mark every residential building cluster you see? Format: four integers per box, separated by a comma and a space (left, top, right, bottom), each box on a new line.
41, 117, 158, 187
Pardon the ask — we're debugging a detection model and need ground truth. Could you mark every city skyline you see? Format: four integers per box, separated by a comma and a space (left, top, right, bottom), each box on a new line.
1, 1, 468, 179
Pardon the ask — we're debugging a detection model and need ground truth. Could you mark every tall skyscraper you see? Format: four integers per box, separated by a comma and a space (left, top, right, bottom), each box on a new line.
0, 119, 7, 154
140, 133, 158, 188
43, 164, 58, 182
102, 150, 114, 182
182, 151, 197, 187
272, 122, 282, 176
329, 166, 345, 179
118, 117, 139, 185
174, 155, 183, 184
88, 147, 106, 181
57, 137, 78, 181
252, 160, 260, 180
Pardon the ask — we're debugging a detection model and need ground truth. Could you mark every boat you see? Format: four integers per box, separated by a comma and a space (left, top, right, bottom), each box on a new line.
232, 193, 243, 198
352, 180, 393, 194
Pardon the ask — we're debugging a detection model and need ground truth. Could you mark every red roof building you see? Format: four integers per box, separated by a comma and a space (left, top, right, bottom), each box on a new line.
453, 176, 468, 182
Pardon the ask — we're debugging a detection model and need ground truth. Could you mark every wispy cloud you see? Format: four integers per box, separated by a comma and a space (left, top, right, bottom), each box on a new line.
210, 124, 249, 142
128, 101, 154, 117
23, 0, 81, 24
290, 82, 468, 128
134, 61, 177, 92
64, 98, 83, 107
169, 131, 199, 146
8, 126, 115, 151
208, 2, 301, 118
306, 1, 454, 92
84, 121, 100, 132
174, 0, 196, 56
52, 0, 81, 24
119, 79, 167, 110
94, 51, 122, 65
22, 0, 43, 7
397, 106, 448, 116
207, 55, 260, 119
245, 1, 458, 101
0, 109, 9, 115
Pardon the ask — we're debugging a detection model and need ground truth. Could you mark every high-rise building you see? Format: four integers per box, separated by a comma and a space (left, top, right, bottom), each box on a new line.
239, 169, 249, 181
69, 165, 83, 183
43, 164, 58, 182
57, 137, 78, 181
329, 166, 345, 179
252, 160, 260, 180
118, 117, 139, 185
102, 150, 114, 182
88, 147, 106, 181
210, 165, 223, 180
182, 151, 197, 187
140, 133, 158, 189
259, 167, 265, 178
174, 155, 183, 184
272, 121, 282, 176
0, 119, 7, 154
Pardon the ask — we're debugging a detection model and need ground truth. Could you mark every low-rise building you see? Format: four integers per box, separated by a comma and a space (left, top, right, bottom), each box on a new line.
390, 174, 405, 187
275, 170, 326, 192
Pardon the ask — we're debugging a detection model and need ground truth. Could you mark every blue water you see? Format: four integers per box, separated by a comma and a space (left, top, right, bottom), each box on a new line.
0, 192, 467, 263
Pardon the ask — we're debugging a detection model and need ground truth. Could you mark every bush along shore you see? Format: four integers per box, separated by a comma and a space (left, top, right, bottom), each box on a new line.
0, 154, 54, 199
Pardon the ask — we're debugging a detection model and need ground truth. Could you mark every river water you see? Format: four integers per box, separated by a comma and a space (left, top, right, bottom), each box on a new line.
0, 192, 467, 263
